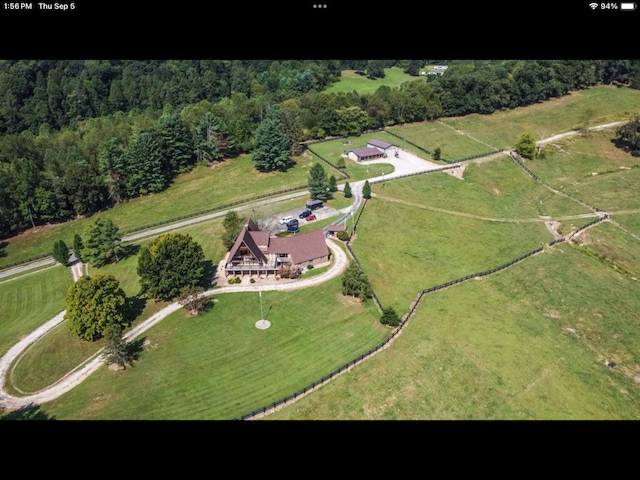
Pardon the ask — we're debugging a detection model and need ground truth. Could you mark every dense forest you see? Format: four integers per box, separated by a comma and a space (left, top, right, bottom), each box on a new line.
1, 59, 639, 238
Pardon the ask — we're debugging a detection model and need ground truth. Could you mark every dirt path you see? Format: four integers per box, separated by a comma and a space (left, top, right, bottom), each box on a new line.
70, 261, 85, 281
373, 193, 599, 224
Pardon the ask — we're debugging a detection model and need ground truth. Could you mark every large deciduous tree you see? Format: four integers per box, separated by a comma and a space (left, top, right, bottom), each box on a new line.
65, 274, 128, 341
613, 116, 640, 156
83, 217, 123, 267
137, 233, 205, 301
514, 131, 536, 159
252, 105, 292, 172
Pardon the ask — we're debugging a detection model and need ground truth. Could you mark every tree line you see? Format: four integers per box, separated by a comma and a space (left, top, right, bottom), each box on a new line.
1, 59, 639, 238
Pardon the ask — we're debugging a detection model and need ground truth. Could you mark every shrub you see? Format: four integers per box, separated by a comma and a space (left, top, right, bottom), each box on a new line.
380, 306, 401, 327
336, 230, 350, 241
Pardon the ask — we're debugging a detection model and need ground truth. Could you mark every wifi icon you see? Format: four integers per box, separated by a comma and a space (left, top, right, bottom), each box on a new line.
589, 2, 599, 8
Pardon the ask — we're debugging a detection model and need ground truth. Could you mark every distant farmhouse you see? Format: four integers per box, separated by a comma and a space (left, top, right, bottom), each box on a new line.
346, 138, 397, 162
224, 218, 329, 277
420, 64, 448, 76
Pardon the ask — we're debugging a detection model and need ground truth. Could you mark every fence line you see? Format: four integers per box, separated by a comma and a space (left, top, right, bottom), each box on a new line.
384, 128, 504, 164
0, 184, 310, 272
508, 151, 603, 214
236, 209, 611, 420
304, 144, 350, 179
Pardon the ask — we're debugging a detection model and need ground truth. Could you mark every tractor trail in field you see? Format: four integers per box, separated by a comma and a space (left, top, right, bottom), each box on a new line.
372, 193, 599, 223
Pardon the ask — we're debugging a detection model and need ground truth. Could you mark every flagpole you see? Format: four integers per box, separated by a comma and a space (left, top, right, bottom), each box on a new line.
259, 287, 263, 320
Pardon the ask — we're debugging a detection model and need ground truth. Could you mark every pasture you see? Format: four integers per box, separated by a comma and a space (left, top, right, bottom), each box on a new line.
268, 238, 640, 420
2, 83, 640, 420
323, 67, 421, 95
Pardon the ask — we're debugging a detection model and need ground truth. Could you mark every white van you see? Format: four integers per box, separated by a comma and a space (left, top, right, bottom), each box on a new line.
279, 215, 294, 225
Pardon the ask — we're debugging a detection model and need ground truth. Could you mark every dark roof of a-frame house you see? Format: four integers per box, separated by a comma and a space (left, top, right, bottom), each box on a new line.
227, 218, 267, 264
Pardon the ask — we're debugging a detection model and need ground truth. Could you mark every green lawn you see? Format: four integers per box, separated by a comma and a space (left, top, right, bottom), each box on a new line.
39, 276, 389, 420
386, 120, 500, 161
0, 265, 72, 358
323, 67, 422, 95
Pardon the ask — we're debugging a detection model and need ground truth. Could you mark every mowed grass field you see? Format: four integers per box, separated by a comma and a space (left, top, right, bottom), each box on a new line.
0, 265, 72, 358
323, 67, 422, 95
2, 83, 640, 420
38, 276, 388, 420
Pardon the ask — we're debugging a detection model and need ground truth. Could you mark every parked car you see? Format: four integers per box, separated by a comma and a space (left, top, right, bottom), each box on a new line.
279, 215, 294, 225
304, 214, 316, 221
298, 209, 312, 219
286, 219, 299, 232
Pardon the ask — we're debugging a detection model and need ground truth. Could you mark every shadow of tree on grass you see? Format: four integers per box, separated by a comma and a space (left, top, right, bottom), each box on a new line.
1, 403, 55, 420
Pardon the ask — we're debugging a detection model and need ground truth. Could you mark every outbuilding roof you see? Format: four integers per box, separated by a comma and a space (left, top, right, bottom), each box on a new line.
350, 147, 384, 159
367, 138, 394, 149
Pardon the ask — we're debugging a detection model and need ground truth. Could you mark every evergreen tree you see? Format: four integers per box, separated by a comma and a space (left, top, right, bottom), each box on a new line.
83, 217, 123, 267
362, 179, 372, 199
123, 130, 167, 196
65, 274, 128, 341
98, 137, 126, 204
222, 210, 244, 250
155, 113, 195, 174
308, 162, 331, 200
341, 260, 373, 301
73, 233, 84, 262
52, 239, 70, 265
380, 306, 401, 327
137, 233, 205, 301
194, 112, 231, 163
343, 181, 352, 198
252, 105, 292, 172
102, 323, 131, 368
328, 174, 338, 192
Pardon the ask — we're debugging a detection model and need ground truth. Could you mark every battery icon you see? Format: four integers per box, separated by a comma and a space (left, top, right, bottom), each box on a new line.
621, 2, 636, 9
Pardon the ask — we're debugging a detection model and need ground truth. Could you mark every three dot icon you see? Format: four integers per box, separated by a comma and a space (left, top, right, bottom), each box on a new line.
313, 4, 328, 8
